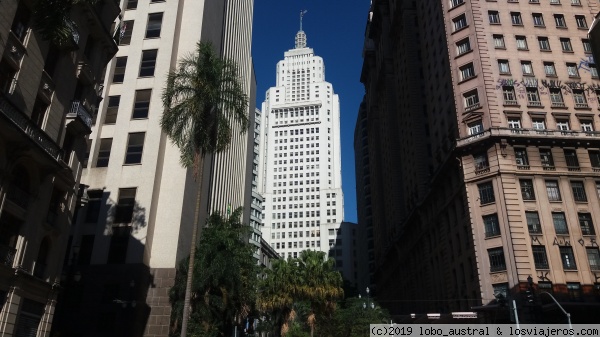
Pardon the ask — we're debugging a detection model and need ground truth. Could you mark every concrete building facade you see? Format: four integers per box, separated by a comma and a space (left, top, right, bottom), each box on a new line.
258, 23, 345, 262
0, 0, 119, 335
53, 0, 257, 336
358, 0, 600, 322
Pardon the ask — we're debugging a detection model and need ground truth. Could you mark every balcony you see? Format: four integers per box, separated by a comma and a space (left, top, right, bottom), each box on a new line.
457, 127, 594, 147
5, 32, 26, 70
0, 244, 17, 267
67, 100, 93, 132
575, 102, 590, 109
76, 60, 95, 85
551, 102, 566, 108
0, 94, 62, 162
504, 100, 518, 106
527, 101, 543, 107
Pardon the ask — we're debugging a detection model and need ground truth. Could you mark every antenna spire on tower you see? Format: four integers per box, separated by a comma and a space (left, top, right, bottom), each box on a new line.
300, 10, 308, 31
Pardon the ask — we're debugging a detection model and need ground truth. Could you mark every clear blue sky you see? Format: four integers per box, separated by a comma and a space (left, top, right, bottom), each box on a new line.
252, 0, 370, 223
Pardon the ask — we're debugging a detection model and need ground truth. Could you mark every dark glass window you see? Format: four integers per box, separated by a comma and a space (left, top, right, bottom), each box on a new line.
552, 212, 568, 234
107, 227, 131, 264
560, 246, 577, 270
526, 211, 542, 234
119, 20, 134, 45
146, 13, 163, 38
571, 181, 587, 202
104, 96, 120, 124
478, 182, 495, 204
488, 247, 506, 272
114, 188, 136, 224
132, 89, 151, 119
113, 57, 127, 83
520, 179, 535, 200
85, 190, 103, 223
96, 138, 113, 167
139, 49, 157, 77
578, 213, 595, 235
532, 245, 549, 269
483, 214, 501, 238
125, 133, 145, 164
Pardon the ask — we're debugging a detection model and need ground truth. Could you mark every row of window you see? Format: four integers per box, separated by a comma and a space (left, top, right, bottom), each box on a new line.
272, 187, 321, 195
90, 133, 145, 168
112, 50, 158, 83
492, 34, 591, 54
488, 245, 599, 273
271, 220, 321, 229
271, 230, 322, 239
104, 90, 151, 124
450, 0, 583, 8
274, 241, 321, 250
482, 210, 595, 238
125, 0, 164, 10
453, 9, 588, 33
119, 12, 163, 45
487, 11, 588, 29
507, 148, 600, 171
497, 59, 595, 78
273, 180, 322, 187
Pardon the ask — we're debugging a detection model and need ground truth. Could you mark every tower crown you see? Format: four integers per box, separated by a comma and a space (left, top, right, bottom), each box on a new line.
295, 10, 308, 49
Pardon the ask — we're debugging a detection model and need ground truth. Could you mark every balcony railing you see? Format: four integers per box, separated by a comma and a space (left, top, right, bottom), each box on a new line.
504, 100, 518, 106
0, 94, 62, 161
457, 127, 597, 147
528, 101, 543, 107
575, 102, 590, 108
69, 100, 93, 130
0, 244, 17, 267
551, 102, 566, 108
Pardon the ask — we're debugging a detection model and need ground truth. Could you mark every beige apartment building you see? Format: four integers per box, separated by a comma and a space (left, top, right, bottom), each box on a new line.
358, 0, 600, 322
0, 0, 118, 335
52, 0, 257, 336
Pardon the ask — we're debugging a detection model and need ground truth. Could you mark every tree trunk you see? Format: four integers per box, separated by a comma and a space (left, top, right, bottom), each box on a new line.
180, 157, 205, 337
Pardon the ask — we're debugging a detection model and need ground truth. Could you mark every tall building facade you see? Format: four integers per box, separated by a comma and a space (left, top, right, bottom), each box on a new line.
0, 0, 118, 335
54, 0, 256, 336
259, 25, 345, 261
358, 0, 600, 322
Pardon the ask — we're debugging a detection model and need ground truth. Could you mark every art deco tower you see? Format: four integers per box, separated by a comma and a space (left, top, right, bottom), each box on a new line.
259, 13, 344, 260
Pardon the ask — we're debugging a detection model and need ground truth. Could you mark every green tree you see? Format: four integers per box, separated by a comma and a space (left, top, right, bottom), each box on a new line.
32, 0, 97, 46
161, 41, 248, 337
257, 250, 343, 337
296, 251, 343, 337
319, 297, 391, 337
169, 208, 258, 337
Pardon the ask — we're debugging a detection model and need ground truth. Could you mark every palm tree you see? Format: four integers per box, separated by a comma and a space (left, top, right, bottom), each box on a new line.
161, 41, 248, 337
296, 250, 344, 337
257, 259, 299, 336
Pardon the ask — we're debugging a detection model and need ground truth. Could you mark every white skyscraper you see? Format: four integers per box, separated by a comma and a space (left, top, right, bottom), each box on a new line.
259, 14, 344, 260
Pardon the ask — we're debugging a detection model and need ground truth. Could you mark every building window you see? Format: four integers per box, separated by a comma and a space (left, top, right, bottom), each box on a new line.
139, 49, 158, 77
560, 247, 577, 270
565, 150, 580, 170
520, 179, 536, 200
107, 226, 131, 264
474, 152, 489, 171
589, 150, 600, 168
459, 63, 475, 81
464, 90, 480, 110
532, 118, 546, 130
456, 38, 471, 55
125, 133, 145, 164
126, 0, 137, 9
575, 15, 588, 29
96, 138, 113, 167
508, 117, 521, 129
498, 60, 511, 74
540, 149, 555, 169
483, 214, 501, 238
493, 283, 509, 299
31, 98, 48, 128
494, 35, 505, 48
550, 89, 564, 106
488, 247, 506, 272
567, 63, 579, 77
578, 213, 595, 235
119, 20, 134, 45
503, 86, 517, 104
526, 88, 541, 106
453, 14, 468, 31
511, 12, 523, 25
543, 62, 556, 76
526, 211, 542, 234
554, 14, 566, 27
532, 13, 545, 26
591, 65, 599, 78
532, 246, 549, 269
489, 11, 500, 24
450, 0, 464, 7
516, 36, 528, 50
113, 57, 127, 83
133, 89, 151, 119
546, 180, 561, 201
478, 182, 495, 204
114, 188, 136, 224
521, 61, 534, 76
85, 190, 103, 223
573, 90, 588, 108
556, 119, 570, 131
538, 37, 551, 51
468, 120, 483, 135
10, 4, 31, 43
146, 12, 163, 38
0, 60, 17, 94
587, 248, 600, 270
552, 212, 568, 234
560, 38, 573, 52
515, 148, 529, 167
583, 39, 592, 53
104, 96, 120, 124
